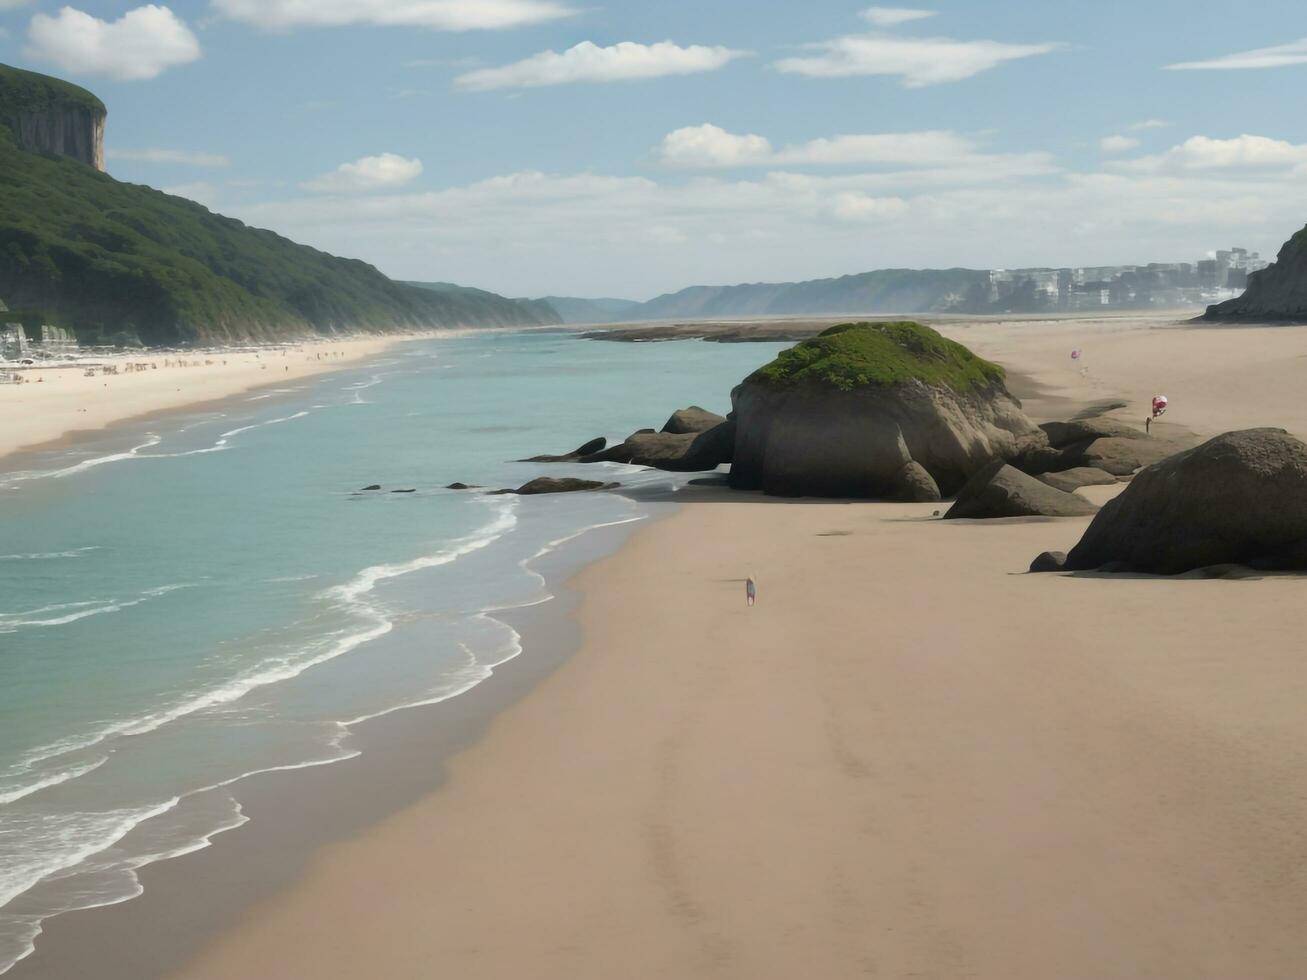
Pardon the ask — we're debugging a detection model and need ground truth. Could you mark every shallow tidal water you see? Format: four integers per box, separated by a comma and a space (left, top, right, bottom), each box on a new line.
0, 330, 785, 973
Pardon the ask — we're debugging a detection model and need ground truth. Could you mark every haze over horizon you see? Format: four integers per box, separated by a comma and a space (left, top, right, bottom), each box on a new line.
4, 0, 1307, 299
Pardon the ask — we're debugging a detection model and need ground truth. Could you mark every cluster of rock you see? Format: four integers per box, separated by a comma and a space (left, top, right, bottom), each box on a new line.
1032, 428, 1307, 575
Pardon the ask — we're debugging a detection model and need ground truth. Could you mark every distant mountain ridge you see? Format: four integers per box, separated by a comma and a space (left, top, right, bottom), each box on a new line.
0, 64, 557, 346
540, 269, 990, 324
537, 296, 641, 325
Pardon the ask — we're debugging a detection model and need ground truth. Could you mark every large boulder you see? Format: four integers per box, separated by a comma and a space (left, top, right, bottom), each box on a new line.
1065, 428, 1307, 573
945, 461, 1099, 520
730, 322, 1043, 499
661, 406, 725, 434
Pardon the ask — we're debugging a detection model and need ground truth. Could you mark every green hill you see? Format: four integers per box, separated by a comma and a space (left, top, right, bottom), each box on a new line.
631, 268, 989, 320
0, 65, 557, 346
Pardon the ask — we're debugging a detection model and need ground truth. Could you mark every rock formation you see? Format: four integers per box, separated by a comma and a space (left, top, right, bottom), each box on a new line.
729, 322, 1043, 498
945, 461, 1098, 519
0, 64, 105, 170
1205, 225, 1307, 321
519, 437, 607, 463
1061, 428, 1307, 574
499, 478, 619, 495
581, 422, 735, 472
661, 406, 726, 434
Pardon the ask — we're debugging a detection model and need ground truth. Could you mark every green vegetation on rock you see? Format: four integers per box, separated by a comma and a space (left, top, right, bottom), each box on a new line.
749, 321, 1006, 392
0, 64, 104, 120
0, 66, 556, 346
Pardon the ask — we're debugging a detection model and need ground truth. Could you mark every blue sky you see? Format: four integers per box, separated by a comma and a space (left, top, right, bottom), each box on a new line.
4, 0, 1307, 299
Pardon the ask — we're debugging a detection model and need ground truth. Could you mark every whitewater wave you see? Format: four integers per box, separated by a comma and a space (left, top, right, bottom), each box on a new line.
0, 585, 195, 635
0, 547, 101, 562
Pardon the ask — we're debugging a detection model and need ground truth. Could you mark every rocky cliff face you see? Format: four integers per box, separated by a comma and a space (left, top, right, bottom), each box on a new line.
1205, 224, 1307, 321
0, 64, 106, 171
8, 105, 104, 170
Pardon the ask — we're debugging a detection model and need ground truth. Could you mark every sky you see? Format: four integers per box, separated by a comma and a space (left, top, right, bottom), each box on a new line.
4, 0, 1307, 300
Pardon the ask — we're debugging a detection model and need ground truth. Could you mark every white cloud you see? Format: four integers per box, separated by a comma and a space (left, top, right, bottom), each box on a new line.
861, 7, 935, 27
658, 124, 774, 168
25, 5, 201, 81
1100, 135, 1139, 154
831, 191, 909, 221
302, 153, 424, 193
776, 33, 1062, 86
108, 147, 231, 167
1118, 135, 1307, 173
1166, 38, 1307, 71
660, 124, 979, 168
0, 0, 32, 9
1128, 119, 1169, 131
455, 40, 748, 91
657, 125, 1057, 187
230, 160, 1296, 298
211, 0, 576, 31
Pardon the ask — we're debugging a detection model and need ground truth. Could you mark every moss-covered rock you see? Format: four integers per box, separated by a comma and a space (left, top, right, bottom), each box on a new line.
748, 321, 1006, 392
730, 322, 1041, 498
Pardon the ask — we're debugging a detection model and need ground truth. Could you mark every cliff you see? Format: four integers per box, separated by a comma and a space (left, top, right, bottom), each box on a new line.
0, 67, 557, 345
0, 64, 105, 170
1204, 224, 1307, 322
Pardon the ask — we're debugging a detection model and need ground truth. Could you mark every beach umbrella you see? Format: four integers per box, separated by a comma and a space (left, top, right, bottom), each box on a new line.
1152, 395, 1168, 418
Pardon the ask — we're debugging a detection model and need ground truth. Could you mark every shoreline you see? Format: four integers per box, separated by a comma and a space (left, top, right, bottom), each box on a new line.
0, 334, 422, 465
164, 490, 1307, 980
13, 314, 1307, 977
6, 502, 657, 980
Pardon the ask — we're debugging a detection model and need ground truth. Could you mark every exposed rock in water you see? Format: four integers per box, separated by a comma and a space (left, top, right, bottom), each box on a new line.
358, 484, 382, 491
445, 482, 481, 490
582, 420, 735, 472
945, 461, 1098, 520
519, 436, 607, 463
1037, 467, 1119, 493
390, 489, 416, 494
1204, 225, 1307, 322
1029, 551, 1068, 573
501, 477, 620, 495
730, 322, 1043, 499
661, 406, 726, 434
1064, 428, 1307, 574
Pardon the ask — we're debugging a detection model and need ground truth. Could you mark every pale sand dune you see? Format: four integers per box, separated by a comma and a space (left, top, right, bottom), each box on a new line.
0, 335, 404, 461
165, 316, 1307, 980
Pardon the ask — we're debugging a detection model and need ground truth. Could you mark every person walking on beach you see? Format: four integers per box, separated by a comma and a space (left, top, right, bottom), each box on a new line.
746, 576, 757, 607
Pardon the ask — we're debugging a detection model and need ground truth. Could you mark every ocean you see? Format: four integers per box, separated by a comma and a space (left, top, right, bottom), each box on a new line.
0, 330, 785, 973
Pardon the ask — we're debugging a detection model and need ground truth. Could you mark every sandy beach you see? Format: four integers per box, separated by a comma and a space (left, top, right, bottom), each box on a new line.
136, 314, 1307, 980
0, 335, 407, 461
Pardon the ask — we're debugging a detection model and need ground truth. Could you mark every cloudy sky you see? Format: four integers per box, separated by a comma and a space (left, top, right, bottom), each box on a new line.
4, 0, 1307, 299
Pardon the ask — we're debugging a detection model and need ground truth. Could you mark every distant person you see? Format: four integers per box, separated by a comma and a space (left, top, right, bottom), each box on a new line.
1145, 416, 1151, 434
746, 576, 757, 607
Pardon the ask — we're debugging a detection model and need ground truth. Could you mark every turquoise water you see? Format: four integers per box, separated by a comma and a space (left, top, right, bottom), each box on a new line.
0, 331, 785, 972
